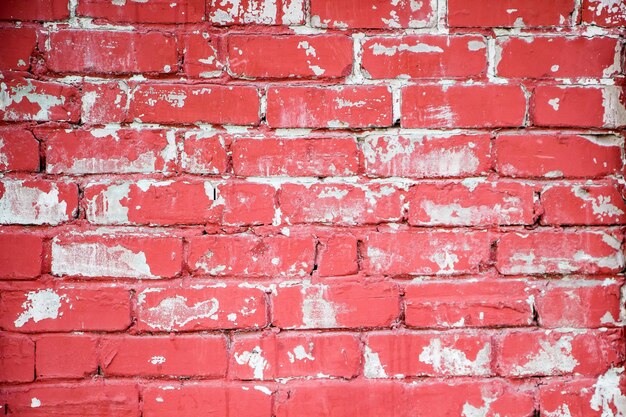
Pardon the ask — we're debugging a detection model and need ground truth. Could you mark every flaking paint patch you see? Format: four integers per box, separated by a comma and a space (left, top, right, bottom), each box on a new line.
462, 396, 497, 417
86, 182, 131, 224
601, 87, 626, 127
370, 42, 444, 56
14, 289, 67, 328
364, 345, 388, 378
52, 241, 155, 278
513, 335, 579, 375
234, 346, 269, 379
141, 295, 219, 330
590, 367, 626, 416
300, 281, 339, 328
0, 80, 66, 121
572, 186, 624, 220
287, 344, 315, 363
418, 338, 491, 375
0, 180, 70, 225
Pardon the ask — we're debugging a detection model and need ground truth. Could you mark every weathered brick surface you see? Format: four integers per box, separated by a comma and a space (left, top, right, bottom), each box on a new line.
1, 1, 625, 416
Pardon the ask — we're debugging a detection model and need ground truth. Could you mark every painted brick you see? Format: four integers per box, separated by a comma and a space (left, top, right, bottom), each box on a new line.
309, 0, 434, 29
541, 181, 626, 225
532, 85, 626, 128
187, 234, 315, 277
279, 182, 405, 225
45, 30, 178, 74
0, 127, 40, 172
42, 128, 176, 174
401, 84, 527, 128
496, 329, 624, 377
228, 35, 353, 79
0, 27, 36, 70
408, 181, 535, 226
361, 35, 487, 79
363, 230, 491, 275
101, 335, 227, 377
129, 84, 260, 125
361, 134, 492, 178
272, 280, 400, 329
496, 230, 625, 275
494, 133, 624, 178
497, 36, 620, 79
207, 0, 305, 25
36, 334, 98, 379
229, 332, 360, 379
77, 0, 205, 23
582, 0, 626, 27
180, 131, 229, 174
448, 0, 576, 27
142, 382, 273, 417
404, 280, 535, 328
0, 76, 80, 122
0, 232, 43, 278
51, 233, 183, 278
135, 285, 267, 331
81, 81, 131, 124
232, 137, 359, 177
316, 232, 359, 277
182, 32, 223, 78
0, 333, 35, 382
0, 180, 78, 225
266, 86, 393, 128
0, 0, 69, 20
0, 287, 131, 332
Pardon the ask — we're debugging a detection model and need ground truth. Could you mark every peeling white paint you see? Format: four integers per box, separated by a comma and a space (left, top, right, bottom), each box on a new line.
300, 281, 339, 328
287, 344, 315, 363
364, 345, 387, 378
601, 86, 626, 127
141, 295, 219, 330
590, 367, 626, 416
418, 338, 491, 375
370, 42, 444, 56
14, 289, 66, 328
513, 335, 579, 375
0, 180, 70, 225
150, 356, 166, 365
30, 398, 41, 408
234, 346, 268, 379
0, 80, 66, 121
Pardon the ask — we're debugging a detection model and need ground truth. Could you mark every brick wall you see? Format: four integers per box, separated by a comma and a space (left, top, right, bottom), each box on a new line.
0, 0, 625, 415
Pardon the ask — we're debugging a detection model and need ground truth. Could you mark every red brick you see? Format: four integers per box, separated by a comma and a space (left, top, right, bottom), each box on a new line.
77, 0, 205, 23
363, 230, 491, 275
135, 285, 266, 331
42, 128, 176, 174
181, 131, 229, 174
362, 133, 491, 178
0, 381, 139, 417
272, 280, 400, 329
142, 382, 273, 417
494, 133, 624, 178
46, 30, 178, 74
448, 0, 576, 27
404, 280, 535, 328
220, 181, 277, 225
496, 230, 625, 275
364, 331, 493, 377
182, 32, 223, 78
535, 280, 624, 328
101, 335, 227, 377
541, 181, 626, 225
316, 232, 358, 277
36, 334, 98, 379
188, 234, 315, 277
0, 0, 69, 20
539, 376, 626, 417
401, 84, 527, 128
408, 181, 535, 226
496, 329, 624, 377
310, 0, 434, 29
267, 86, 392, 128
0, 232, 42, 278
0, 77, 80, 122
207, 0, 305, 25
0, 287, 131, 332
362, 35, 487, 79
0, 180, 78, 225
582, 0, 626, 27
229, 332, 360, 379
129, 84, 260, 125
0, 27, 36, 70
0, 127, 39, 172
0, 333, 34, 382
497, 36, 619, 79
81, 81, 131, 124
84, 180, 222, 226
532, 85, 626, 128
275, 380, 534, 417
51, 233, 182, 278
232, 137, 359, 177
228, 35, 352, 79
279, 182, 404, 225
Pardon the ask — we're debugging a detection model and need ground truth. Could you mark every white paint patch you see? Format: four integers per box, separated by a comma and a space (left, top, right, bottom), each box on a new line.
419, 338, 491, 375
0, 180, 70, 225
150, 356, 166, 365
370, 42, 444, 56
572, 186, 624, 220
513, 336, 579, 375
0, 79, 66, 121
590, 367, 626, 416
30, 398, 41, 408
467, 40, 486, 51
287, 344, 315, 363
86, 182, 131, 224
140, 295, 219, 330
364, 345, 387, 378
234, 346, 268, 379
601, 86, 626, 127
300, 282, 339, 328
14, 289, 66, 328
51, 241, 154, 278
254, 385, 273, 395
548, 98, 560, 111
462, 396, 497, 417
